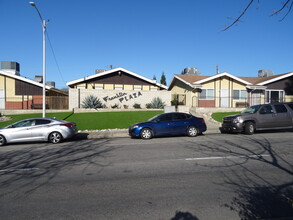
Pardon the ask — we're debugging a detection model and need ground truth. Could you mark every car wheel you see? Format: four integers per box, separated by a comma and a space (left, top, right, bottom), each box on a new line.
49, 132, 63, 144
219, 127, 227, 134
0, 135, 6, 146
244, 122, 255, 135
187, 126, 199, 137
140, 128, 153, 139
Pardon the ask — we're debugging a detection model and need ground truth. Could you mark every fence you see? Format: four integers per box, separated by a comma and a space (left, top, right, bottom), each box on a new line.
0, 96, 68, 110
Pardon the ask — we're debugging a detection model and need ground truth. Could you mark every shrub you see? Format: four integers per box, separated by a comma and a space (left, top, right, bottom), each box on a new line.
111, 103, 120, 109
171, 97, 184, 106
133, 103, 141, 109
145, 103, 152, 109
171, 98, 178, 106
123, 105, 128, 109
81, 95, 106, 109
150, 97, 165, 109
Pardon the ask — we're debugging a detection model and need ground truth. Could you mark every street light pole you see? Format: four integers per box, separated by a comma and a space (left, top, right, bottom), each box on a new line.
29, 1, 47, 118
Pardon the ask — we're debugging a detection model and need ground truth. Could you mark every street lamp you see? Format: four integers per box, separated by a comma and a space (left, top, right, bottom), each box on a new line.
29, 1, 47, 118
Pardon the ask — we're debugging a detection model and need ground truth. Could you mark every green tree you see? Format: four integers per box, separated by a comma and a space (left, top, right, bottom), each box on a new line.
153, 75, 157, 80
160, 72, 167, 86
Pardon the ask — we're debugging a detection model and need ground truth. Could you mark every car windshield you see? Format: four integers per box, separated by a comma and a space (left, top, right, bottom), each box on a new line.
241, 105, 261, 114
148, 114, 160, 122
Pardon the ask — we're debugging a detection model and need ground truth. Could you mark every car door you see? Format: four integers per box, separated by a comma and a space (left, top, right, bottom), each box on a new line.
5, 119, 34, 142
257, 105, 276, 129
30, 119, 52, 140
272, 104, 292, 128
171, 113, 188, 135
153, 113, 174, 136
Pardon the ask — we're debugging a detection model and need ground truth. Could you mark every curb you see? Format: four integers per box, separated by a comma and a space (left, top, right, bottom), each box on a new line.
80, 126, 221, 139
78, 113, 222, 139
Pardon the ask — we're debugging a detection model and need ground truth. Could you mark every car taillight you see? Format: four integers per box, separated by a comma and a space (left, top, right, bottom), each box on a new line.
200, 119, 205, 124
60, 123, 74, 127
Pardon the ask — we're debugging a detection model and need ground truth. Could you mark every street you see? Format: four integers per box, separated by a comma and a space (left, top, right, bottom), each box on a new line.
0, 131, 293, 220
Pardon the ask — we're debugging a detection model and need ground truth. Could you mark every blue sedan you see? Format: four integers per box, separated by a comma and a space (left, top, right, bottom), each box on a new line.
129, 112, 207, 139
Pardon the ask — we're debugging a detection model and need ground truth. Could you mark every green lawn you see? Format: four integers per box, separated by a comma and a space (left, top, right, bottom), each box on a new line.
0, 111, 163, 130
211, 112, 240, 122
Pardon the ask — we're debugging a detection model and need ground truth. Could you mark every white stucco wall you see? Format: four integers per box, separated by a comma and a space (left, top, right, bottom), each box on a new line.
69, 89, 171, 109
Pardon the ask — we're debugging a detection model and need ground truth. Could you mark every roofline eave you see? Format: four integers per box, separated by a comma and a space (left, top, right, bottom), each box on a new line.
257, 72, 293, 86
66, 67, 167, 90
172, 75, 202, 89
0, 70, 52, 90
246, 85, 267, 90
193, 72, 252, 85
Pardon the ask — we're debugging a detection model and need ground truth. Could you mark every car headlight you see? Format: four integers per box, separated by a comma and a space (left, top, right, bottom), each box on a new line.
132, 125, 139, 129
232, 117, 243, 124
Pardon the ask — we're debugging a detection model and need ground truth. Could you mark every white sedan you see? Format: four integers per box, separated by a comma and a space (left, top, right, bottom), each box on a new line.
0, 118, 77, 146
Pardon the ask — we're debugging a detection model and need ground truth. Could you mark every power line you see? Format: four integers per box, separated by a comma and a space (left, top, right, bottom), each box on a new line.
46, 30, 66, 86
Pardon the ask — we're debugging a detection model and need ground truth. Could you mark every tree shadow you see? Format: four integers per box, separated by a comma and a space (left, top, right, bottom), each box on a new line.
62, 111, 74, 121
225, 186, 293, 220
71, 132, 89, 140
184, 135, 293, 219
170, 211, 199, 220
0, 138, 115, 197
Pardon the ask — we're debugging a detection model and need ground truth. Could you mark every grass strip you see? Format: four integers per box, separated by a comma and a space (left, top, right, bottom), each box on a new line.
0, 111, 163, 130
211, 112, 240, 122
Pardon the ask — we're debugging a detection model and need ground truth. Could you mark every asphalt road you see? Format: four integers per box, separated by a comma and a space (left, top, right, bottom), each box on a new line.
0, 131, 293, 220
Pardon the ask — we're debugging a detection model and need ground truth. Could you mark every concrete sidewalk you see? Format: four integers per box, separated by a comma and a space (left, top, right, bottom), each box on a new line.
83, 113, 221, 139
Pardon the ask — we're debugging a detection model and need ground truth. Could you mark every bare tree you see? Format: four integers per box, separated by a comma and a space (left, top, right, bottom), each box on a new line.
223, 0, 293, 31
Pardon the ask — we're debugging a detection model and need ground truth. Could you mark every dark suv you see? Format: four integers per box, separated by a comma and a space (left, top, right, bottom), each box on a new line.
220, 102, 293, 135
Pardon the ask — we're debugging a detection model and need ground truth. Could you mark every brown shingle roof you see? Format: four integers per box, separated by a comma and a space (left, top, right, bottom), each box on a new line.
175, 74, 209, 84
175, 72, 292, 86
239, 73, 290, 85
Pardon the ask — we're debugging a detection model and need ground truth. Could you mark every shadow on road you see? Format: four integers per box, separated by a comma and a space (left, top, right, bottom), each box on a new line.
185, 135, 293, 219
0, 137, 114, 197
170, 211, 199, 220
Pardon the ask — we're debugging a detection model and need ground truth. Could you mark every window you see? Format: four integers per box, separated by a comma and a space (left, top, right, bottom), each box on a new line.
288, 103, 293, 111
259, 105, 274, 114
158, 114, 172, 122
274, 104, 287, 113
242, 105, 261, 114
172, 113, 187, 120
233, 90, 248, 100
35, 119, 51, 125
13, 120, 34, 128
114, 84, 123, 90
265, 90, 284, 103
95, 84, 103, 90
199, 89, 214, 100
134, 85, 142, 91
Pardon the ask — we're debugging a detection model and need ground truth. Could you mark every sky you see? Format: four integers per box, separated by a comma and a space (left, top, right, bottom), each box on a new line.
0, 0, 292, 89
